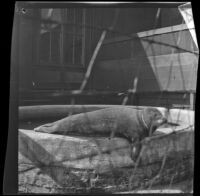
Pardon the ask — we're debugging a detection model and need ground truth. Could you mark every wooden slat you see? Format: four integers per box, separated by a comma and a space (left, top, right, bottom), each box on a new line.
138, 24, 190, 38
32, 64, 86, 72
32, 82, 81, 90
103, 24, 189, 45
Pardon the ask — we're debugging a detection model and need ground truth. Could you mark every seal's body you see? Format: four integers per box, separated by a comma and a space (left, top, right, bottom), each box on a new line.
34, 107, 167, 142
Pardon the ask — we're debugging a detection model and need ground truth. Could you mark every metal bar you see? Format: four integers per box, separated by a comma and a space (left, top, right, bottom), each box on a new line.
49, 31, 52, 62
81, 8, 86, 67
59, 32, 62, 64
36, 10, 41, 64
60, 9, 65, 88
32, 64, 85, 71
72, 8, 75, 64
60, 9, 64, 64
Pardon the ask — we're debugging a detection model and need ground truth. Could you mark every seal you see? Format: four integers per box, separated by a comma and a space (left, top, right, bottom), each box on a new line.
34, 106, 167, 141
34, 107, 167, 162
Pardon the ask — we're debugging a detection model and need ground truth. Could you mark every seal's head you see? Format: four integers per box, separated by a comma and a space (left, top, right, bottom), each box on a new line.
142, 107, 167, 136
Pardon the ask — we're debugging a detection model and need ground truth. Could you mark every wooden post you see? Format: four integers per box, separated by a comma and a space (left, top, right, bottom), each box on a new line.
36, 10, 41, 65
72, 9, 76, 64
190, 92, 194, 110
60, 9, 65, 87
49, 31, 52, 63
81, 8, 86, 67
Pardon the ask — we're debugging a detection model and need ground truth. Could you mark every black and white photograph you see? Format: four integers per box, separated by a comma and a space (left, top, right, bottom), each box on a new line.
14, 1, 197, 194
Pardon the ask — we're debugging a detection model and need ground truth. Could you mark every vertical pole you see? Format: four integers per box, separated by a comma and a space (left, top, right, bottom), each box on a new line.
190, 92, 194, 110
72, 8, 75, 64
49, 31, 52, 63
36, 10, 41, 65
60, 9, 65, 65
60, 9, 65, 89
60, 28, 63, 65
81, 8, 86, 67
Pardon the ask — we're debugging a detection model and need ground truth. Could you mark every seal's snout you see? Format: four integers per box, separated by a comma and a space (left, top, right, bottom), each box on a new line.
156, 117, 167, 126
160, 117, 167, 123
163, 117, 168, 123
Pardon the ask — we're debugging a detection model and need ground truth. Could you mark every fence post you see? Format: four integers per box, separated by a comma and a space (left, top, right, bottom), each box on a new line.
190, 92, 194, 110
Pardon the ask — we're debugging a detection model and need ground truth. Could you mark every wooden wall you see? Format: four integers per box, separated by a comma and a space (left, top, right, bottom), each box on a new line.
84, 8, 183, 66
17, 8, 198, 108
18, 8, 186, 91
18, 9, 86, 91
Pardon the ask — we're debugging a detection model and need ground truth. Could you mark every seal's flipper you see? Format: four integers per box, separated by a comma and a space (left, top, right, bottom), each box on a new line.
130, 139, 142, 162
34, 122, 59, 134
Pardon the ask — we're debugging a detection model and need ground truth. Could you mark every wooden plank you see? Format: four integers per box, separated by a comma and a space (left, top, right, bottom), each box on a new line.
168, 108, 194, 125
103, 24, 189, 45
81, 8, 86, 67
138, 24, 190, 38
32, 82, 81, 90
32, 64, 86, 72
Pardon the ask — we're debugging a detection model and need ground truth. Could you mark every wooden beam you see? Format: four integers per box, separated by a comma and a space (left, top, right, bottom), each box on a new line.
81, 8, 86, 67
32, 64, 86, 72
190, 92, 194, 110
103, 24, 189, 45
